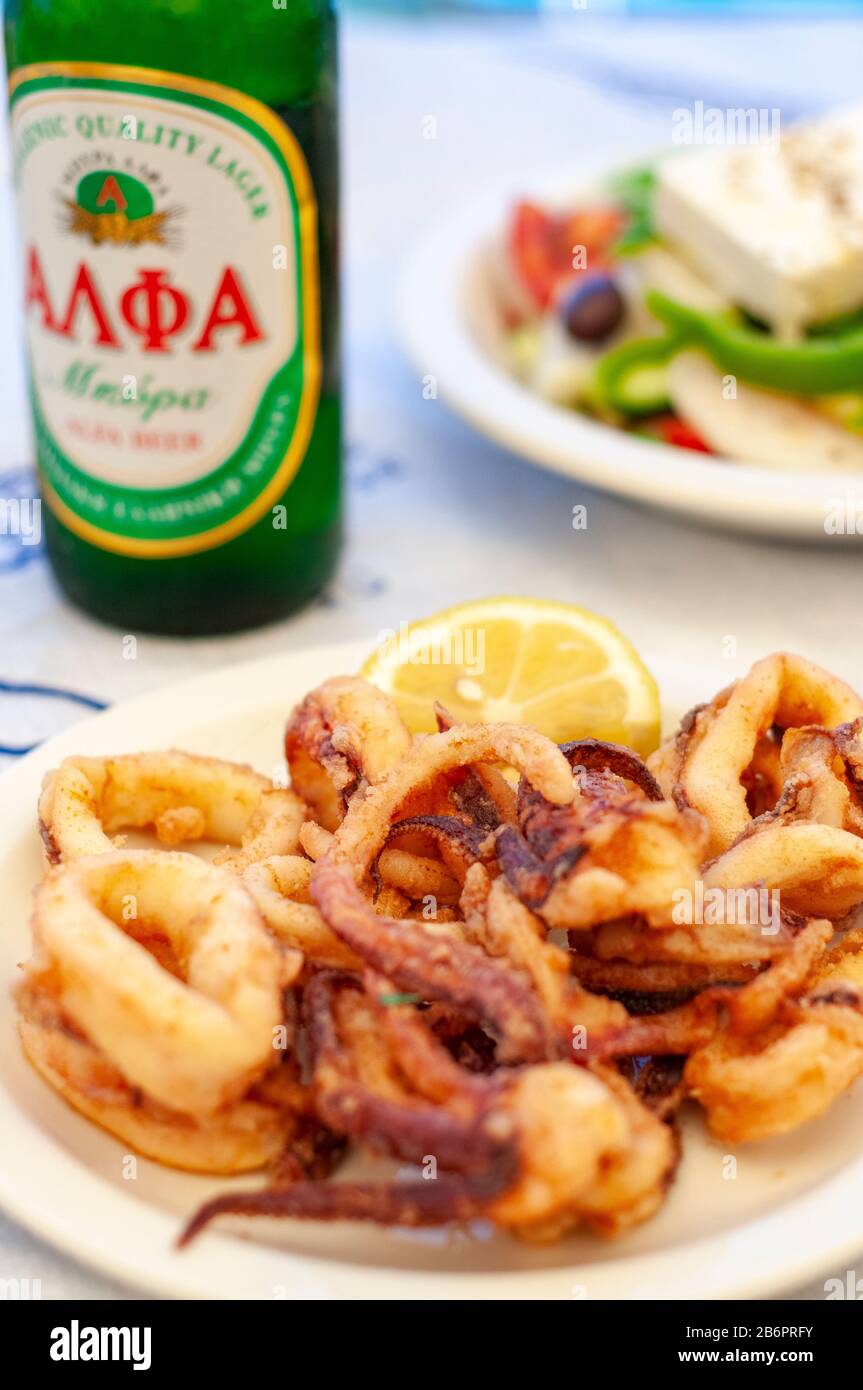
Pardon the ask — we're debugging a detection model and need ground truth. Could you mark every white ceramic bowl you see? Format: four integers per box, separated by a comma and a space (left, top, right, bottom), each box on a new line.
397, 164, 862, 543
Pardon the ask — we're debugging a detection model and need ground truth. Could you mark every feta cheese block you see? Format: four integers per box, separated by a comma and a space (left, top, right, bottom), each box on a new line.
654, 107, 863, 338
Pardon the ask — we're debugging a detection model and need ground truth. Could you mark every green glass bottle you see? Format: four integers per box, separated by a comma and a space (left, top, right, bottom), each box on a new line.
4, 0, 340, 634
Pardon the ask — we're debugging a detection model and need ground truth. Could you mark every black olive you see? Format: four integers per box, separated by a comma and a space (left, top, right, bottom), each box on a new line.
559, 274, 625, 343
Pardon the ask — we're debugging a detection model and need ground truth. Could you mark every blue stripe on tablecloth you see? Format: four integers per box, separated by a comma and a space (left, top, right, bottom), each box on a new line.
0, 681, 108, 757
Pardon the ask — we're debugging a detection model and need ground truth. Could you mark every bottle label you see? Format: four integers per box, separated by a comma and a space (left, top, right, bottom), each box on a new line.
9, 62, 321, 557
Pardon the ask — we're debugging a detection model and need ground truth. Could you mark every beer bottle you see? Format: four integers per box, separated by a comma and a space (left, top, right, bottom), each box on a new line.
4, 1, 340, 634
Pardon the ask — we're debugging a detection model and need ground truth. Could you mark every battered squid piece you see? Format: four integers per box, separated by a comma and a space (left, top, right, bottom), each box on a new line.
377, 814, 491, 883
433, 702, 517, 828
17, 993, 311, 1174
312, 722, 575, 1062
461, 867, 632, 1049
458, 868, 749, 1064
722, 723, 863, 849
15, 848, 307, 1174
242, 855, 362, 969
284, 676, 412, 830
179, 973, 677, 1246
496, 739, 706, 930
22, 849, 288, 1119
685, 929, 863, 1142
38, 751, 305, 864
704, 822, 863, 919
649, 652, 863, 858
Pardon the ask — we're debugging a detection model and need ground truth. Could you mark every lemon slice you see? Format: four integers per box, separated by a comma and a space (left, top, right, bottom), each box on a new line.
360, 597, 660, 757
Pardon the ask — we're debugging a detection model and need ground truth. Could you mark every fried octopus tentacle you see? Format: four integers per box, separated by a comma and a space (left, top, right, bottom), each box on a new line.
181, 976, 677, 1246
560, 739, 664, 802
464, 870, 629, 1046
496, 823, 585, 910
311, 724, 574, 1061
311, 877, 552, 1063
493, 736, 706, 931
179, 1165, 516, 1246
307, 973, 500, 1167
382, 814, 490, 872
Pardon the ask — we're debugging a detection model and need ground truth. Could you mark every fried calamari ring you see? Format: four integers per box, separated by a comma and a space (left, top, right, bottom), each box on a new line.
243, 856, 361, 970
302, 816, 466, 905
685, 932, 863, 1143
213, 790, 306, 872
285, 676, 412, 831
704, 821, 863, 919
39, 752, 304, 865
17, 999, 298, 1174
727, 725, 863, 847
650, 653, 863, 857
28, 850, 284, 1116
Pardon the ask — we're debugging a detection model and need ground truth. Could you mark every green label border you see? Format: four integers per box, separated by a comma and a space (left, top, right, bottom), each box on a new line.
10, 63, 320, 558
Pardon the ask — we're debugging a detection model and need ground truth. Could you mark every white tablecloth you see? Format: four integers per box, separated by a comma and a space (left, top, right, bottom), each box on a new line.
1, 9, 860, 1300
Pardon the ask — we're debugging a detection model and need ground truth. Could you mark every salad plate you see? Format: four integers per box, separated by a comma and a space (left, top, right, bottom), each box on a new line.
2, 641, 863, 1300
398, 118, 863, 542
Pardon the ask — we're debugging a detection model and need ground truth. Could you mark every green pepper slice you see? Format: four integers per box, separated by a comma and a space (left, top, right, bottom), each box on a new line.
593, 333, 682, 416
646, 291, 863, 395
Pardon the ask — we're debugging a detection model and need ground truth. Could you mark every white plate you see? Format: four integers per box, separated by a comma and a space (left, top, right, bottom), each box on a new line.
397, 162, 861, 543
1, 641, 862, 1301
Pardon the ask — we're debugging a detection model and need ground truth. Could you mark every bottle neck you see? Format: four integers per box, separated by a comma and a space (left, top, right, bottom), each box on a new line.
5, 0, 337, 109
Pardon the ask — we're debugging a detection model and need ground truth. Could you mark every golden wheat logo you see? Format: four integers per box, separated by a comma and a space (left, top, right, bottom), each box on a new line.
63, 171, 180, 248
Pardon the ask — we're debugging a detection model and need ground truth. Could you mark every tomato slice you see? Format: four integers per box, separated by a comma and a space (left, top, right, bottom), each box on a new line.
508, 201, 624, 310
655, 415, 713, 454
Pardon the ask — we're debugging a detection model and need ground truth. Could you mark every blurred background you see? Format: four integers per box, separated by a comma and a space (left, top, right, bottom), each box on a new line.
0, 0, 862, 732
